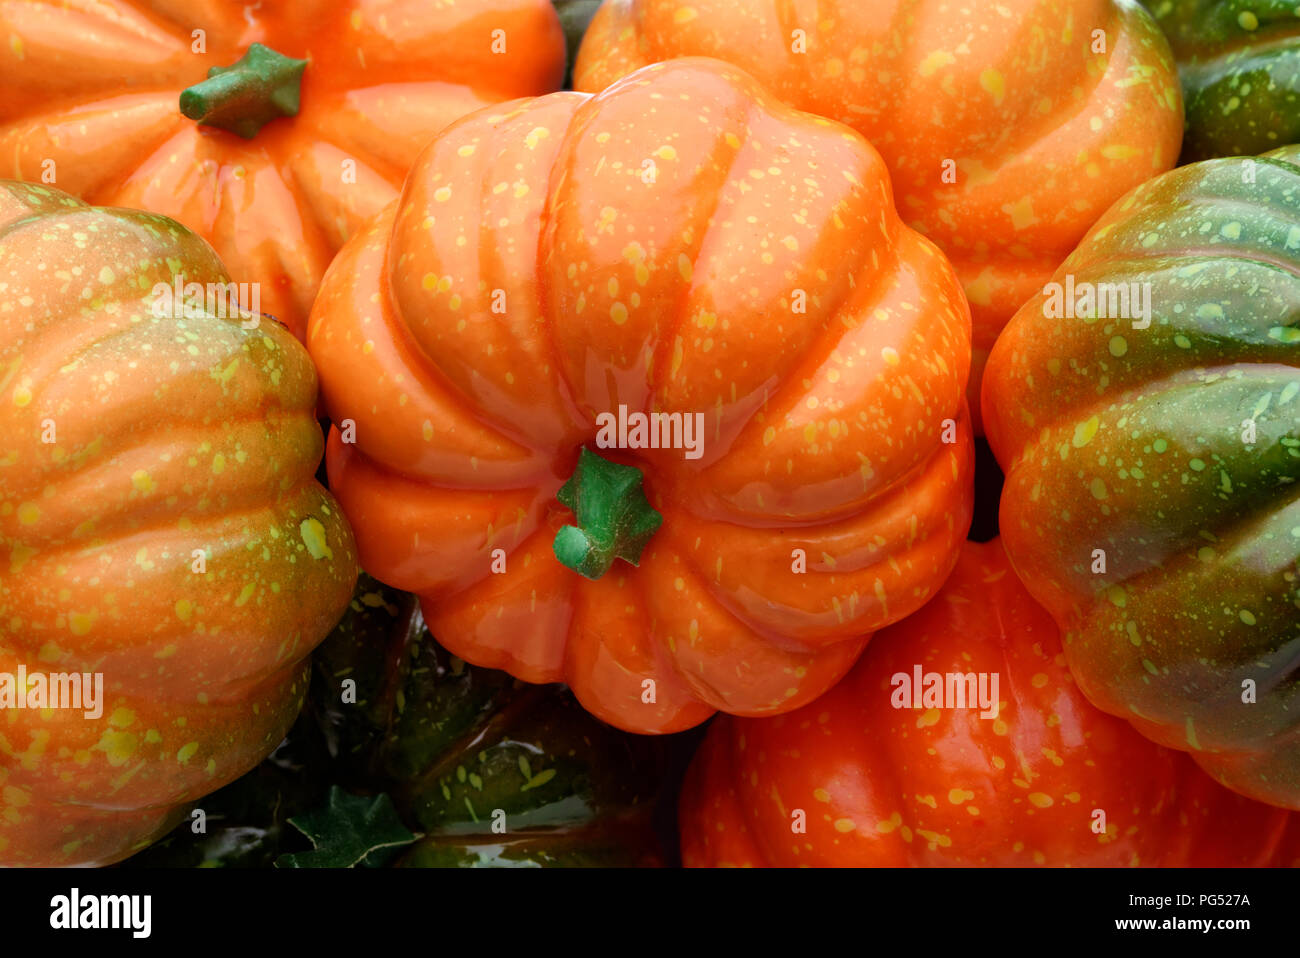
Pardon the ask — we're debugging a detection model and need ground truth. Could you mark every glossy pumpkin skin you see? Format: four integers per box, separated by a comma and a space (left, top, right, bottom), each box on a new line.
308, 57, 974, 735
313, 576, 666, 866
0, 181, 358, 866
983, 146, 1300, 808
118, 718, 333, 869
574, 0, 1184, 432
1142, 0, 1300, 161
0, 0, 566, 340
680, 539, 1295, 866
128, 573, 668, 867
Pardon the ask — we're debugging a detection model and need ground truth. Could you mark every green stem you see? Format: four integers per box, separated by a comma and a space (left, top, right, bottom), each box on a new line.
179, 42, 308, 139
553, 449, 663, 580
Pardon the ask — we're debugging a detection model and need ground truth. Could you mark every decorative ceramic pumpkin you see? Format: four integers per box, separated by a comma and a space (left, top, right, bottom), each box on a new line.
983, 145, 1300, 809
0, 181, 357, 866
308, 57, 974, 734
680, 539, 1295, 866
1142, 0, 1300, 160
0, 0, 567, 340
126, 574, 669, 867
574, 0, 1184, 431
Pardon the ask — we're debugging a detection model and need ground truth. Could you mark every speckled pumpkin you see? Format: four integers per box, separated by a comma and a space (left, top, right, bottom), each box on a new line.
308, 57, 974, 735
574, 0, 1184, 431
1142, 0, 1300, 161
680, 539, 1296, 866
126, 573, 669, 868
982, 145, 1300, 809
313, 575, 668, 866
0, 181, 357, 866
0, 0, 566, 340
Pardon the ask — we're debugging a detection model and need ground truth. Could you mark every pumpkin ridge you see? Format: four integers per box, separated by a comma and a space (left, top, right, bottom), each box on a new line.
639, 95, 752, 407
531, 94, 596, 446
374, 242, 561, 463
955, 2, 1162, 180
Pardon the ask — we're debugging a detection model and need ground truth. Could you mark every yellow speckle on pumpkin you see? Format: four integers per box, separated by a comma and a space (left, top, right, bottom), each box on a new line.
300, 517, 333, 560
98, 730, 138, 766
1072, 416, 1100, 448
979, 69, 1005, 104
918, 50, 955, 76
1004, 197, 1038, 230
875, 812, 903, 833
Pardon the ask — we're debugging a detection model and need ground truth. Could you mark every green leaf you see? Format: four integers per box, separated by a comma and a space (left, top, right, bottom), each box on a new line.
275, 787, 416, 868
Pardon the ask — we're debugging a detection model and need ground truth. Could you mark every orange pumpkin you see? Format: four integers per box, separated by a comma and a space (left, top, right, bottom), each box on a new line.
680, 539, 1294, 866
574, 0, 1184, 431
308, 57, 973, 735
0, 181, 357, 866
0, 0, 566, 340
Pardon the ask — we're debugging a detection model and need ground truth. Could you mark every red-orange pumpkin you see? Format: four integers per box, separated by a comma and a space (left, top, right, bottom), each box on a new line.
681, 539, 1294, 866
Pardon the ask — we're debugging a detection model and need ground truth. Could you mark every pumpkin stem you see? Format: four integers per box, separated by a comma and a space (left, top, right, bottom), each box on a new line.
179, 43, 308, 139
553, 448, 663, 580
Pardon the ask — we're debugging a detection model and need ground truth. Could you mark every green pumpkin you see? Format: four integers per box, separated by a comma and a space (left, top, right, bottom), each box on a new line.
1142, 0, 1300, 160
553, 0, 602, 87
126, 575, 669, 867
982, 145, 1300, 810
